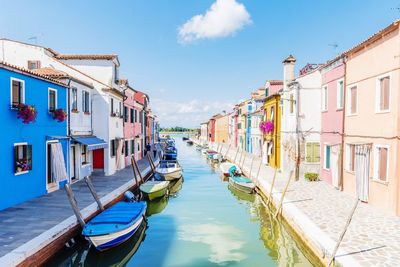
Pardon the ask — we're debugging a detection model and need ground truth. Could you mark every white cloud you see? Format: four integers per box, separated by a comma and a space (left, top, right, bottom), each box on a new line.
179, 223, 246, 264
152, 98, 233, 128
178, 0, 252, 43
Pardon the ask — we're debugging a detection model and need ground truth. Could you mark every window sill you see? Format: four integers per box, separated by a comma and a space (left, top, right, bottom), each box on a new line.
375, 110, 390, 114
346, 113, 358, 117
15, 170, 29, 176
84, 112, 91, 115
323, 167, 330, 171
336, 108, 343, 111
371, 178, 389, 186
82, 162, 91, 167
321, 110, 328, 113
71, 110, 79, 113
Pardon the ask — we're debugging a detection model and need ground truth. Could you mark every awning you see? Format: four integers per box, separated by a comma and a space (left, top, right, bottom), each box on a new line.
73, 136, 108, 151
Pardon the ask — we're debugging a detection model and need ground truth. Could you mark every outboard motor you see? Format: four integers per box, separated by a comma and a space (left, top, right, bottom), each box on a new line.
124, 191, 136, 202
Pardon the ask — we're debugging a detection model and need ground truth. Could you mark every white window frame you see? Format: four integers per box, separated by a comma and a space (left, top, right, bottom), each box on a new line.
71, 87, 78, 112
373, 144, 389, 183
345, 143, 356, 172
322, 85, 328, 112
323, 144, 331, 170
336, 78, 344, 110
82, 90, 90, 113
14, 142, 29, 176
375, 73, 391, 114
48, 88, 57, 111
347, 84, 358, 116
10, 77, 25, 107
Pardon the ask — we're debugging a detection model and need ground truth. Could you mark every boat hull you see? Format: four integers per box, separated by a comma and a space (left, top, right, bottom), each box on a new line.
156, 169, 182, 181
142, 187, 168, 201
88, 215, 144, 251
229, 177, 255, 194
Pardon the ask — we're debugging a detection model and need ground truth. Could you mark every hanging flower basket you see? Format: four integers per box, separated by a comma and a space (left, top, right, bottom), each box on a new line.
259, 120, 274, 134
17, 104, 37, 124
16, 159, 30, 172
52, 108, 67, 122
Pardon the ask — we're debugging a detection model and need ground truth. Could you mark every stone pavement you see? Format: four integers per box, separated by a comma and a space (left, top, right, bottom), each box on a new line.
210, 142, 400, 267
0, 155, 156, 265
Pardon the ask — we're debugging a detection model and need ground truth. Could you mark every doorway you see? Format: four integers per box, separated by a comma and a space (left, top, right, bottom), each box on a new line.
93, 148, 104, 169
46, 141, 58, 192
70, 145, 77, 182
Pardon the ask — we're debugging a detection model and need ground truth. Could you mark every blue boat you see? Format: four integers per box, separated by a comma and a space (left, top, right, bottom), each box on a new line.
82, 201, 147, 251
164, 146, 178, 160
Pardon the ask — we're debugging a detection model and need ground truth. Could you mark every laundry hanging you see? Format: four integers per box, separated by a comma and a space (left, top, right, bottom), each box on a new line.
50, 142, 68, 183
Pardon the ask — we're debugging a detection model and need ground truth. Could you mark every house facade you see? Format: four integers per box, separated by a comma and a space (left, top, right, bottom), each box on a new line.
208, 116, 216, 143
0, 63, 68, 210
133, 91, 145, 160
200, 122, 208, 145
263, 80, 283, 168
122, 80, 138, 166
215, 113, 229, 143
319, 58, 345, 188
237, 101, 249, 151
343, 21, 400, 215
228, 111, 237, 147
249, 88, 266, 157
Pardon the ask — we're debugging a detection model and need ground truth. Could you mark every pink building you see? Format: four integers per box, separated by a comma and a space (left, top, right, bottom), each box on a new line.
319, 59, 345, 188
134, 91, 146, 159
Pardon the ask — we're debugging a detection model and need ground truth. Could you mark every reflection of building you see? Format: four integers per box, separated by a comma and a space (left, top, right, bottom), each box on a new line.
263, 80, 283, 168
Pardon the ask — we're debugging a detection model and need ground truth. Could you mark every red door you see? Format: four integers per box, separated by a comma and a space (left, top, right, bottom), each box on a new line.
93, 149, 104, 169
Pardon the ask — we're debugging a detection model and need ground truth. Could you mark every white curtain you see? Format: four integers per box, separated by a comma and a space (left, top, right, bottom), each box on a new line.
116, 139, 124, 170
50, 142, 68, 183
331, 145, 340, 189
355, 145, 371, 202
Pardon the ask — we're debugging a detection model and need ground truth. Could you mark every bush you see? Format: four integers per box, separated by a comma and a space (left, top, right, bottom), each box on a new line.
304, 172, 319, 181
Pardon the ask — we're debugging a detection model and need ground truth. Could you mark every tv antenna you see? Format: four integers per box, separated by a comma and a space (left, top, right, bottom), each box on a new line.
28, 36, 38, 45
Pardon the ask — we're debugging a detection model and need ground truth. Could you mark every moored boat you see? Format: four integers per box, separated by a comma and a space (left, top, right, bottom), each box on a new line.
82, 201, 147, 251
139, 180, 170, 201
182, 137, 189, 141
163, 146, 177, 160
228, 166, 255, 194
219, 162, 242, 177
186, 140, 194, 145
155, 160, 183, 181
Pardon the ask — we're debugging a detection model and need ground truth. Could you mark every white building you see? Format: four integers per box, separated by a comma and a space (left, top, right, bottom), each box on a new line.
280, 55, 322, 179
0, 39, 123, 177
200, 122, 208, 145
249, 89, 265, 157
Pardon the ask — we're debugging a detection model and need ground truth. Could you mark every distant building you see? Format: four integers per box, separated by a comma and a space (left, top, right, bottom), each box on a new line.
215, 113, 229, 143
200, 122, 208, 145
249, 88, 266, 157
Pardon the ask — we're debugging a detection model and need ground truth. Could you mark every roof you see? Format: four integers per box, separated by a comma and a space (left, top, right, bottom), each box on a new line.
55, 54, 118, 60
267, 80, 283, 85
32, 67, 94, 88
0, 61, 67, 87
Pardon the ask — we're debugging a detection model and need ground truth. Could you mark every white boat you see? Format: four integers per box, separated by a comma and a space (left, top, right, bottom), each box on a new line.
229, 176, 256, 194
219, 162, 242, 177
155, 160, 183, 181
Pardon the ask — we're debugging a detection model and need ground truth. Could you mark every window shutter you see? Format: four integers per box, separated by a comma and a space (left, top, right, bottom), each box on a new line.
26, 145, 32, 170
326, 146, 331, 168
313, 143, 320, 162
383, 77, 390, 110
14, 146, 18, 173
306, 143, 312, 162
379, 148, 388, 181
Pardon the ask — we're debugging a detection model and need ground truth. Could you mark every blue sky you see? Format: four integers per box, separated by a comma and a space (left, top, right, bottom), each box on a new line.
0, 0, 399, 127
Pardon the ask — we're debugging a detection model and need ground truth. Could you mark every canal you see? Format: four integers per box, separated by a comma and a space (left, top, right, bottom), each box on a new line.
45, 135, 320, 267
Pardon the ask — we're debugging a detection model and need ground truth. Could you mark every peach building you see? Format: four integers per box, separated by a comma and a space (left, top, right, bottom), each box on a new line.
343, 20, 400, 215
215, 113, 229, 143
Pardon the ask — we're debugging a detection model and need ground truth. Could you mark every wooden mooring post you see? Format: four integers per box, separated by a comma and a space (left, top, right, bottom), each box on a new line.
249, 155, 255, 178
224, 144, 231, 159
132, 155, 144, 184
65, 183, 86, 228
274, 171, 294, 218
84, 176, 104, 211
233, 148, 240, 163
241, 152, 247, 170
267, 168, 278, 205
147, 153, 155, 173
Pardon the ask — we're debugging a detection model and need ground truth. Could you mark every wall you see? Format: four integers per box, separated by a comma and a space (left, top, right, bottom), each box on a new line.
215, 114, 229, 143
0, 67, 67, 210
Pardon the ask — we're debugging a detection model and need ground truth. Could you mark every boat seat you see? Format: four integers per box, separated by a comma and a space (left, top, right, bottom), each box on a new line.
89, 202, 145, 225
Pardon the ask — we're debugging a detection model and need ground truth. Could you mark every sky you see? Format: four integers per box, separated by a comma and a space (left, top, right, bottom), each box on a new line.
0, 0, 399, 128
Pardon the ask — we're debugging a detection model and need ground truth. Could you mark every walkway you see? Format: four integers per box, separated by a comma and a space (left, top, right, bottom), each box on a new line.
0, 156, 156, 266
209, 142, 400, 267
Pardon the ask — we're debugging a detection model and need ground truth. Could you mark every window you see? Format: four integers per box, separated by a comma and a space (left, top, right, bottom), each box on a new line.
131, 140, 135, 155
238, 123, 242, 129
374, 145, 389, 182
124, 141, 129, 157
124, 106, 129, 122
322, 85, 328, 111
139, 111, 143, 123
114, 65, 119, 83
345, 144, 356, 172
377, 76, 390, 112
14, 143, 32, 174
134, 110, 138, 122
305, 142, 320, 163
48, 88, 57, 111
110, 98, 114, 116
289, 94, 294, 114
27, 60, 41, 70
270, 106, 274, 121
81, 145, 89, 165
119, 102, 122, 117
82, 91, 90, 113
348, 86, 357, 115
337, 79, 344, 109
130, 108, 134, 123
11, 78, 24, 107
324, 145, 331, 169
110, 139, 116, 157
71, 88, 78, 111
265, 88, 269, 97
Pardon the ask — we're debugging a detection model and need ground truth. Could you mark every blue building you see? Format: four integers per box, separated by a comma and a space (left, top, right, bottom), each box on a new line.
246, 101, 252, 153
0, 63, 69, 210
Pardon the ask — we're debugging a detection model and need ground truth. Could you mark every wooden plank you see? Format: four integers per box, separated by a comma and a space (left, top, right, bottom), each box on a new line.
64, 184, 85, 228
275, 171, 294, 218
84, 176, 104, 211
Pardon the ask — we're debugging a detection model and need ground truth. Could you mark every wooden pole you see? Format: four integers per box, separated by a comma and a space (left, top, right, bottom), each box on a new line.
147, 153, 155, 172
267, 168, 278, 205
274, 171, 294, 218
65, 184, 86, 227
133, 156, 144, 184
233, 147, 239, 163
328, 198, 360, 266
131, 155, 139, 186
84, 176, 104, 211
224, 144, 231, 159
241, 152, 247, 169
249, 155, 255, 178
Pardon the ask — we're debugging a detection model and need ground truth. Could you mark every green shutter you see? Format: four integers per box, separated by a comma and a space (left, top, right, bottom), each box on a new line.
27, 145, 32, 170
325, 146, 330, 168
306, 143, 312, 162
313, 143, 320, 163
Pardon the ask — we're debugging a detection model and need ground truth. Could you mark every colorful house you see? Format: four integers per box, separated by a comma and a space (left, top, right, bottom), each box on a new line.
215, 112, 229, 143
134, 91, 146, 160
121, 80, 138, 166
343, 20, 400, 215
319, 57, 345, 188
249, 88, 266, 157
208, 116, 217, 143
200, 122, 208, 145
228, 111, 237, 147
280, 55, 322, 179
262, 80, 283, 168
237, 100, 249, 151
246, 100, 252, 153
0, 62, 68, 210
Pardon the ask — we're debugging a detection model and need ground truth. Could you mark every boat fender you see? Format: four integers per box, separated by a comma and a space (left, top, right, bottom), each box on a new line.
124, 191, 135, 202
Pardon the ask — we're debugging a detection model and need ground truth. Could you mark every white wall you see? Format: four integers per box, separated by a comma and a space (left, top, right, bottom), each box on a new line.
69, 80, 92, 136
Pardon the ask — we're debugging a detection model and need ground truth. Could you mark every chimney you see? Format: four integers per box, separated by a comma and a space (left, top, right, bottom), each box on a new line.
283, 55, 296, 82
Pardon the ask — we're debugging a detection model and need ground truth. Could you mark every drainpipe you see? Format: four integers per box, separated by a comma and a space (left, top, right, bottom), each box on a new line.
340, 58, 347, 191
294, 82, 301, 181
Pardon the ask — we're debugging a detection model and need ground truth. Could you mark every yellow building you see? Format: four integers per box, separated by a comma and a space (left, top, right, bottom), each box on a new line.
263, 81, 283, 168
215, 113, 229, 143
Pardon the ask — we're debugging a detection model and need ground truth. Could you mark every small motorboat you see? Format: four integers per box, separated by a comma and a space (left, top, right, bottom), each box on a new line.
186, 140, 194, 145
139, 180, 170, 201
182, 137, 189, 141
82, 200, 147, 251
163, 146, 177, 160
208, 152, 221, 162
220, 162, 242, 177
228, 166, 255, 194
155, 160, 182, 181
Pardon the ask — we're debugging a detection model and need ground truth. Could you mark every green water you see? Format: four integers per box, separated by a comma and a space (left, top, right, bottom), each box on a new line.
46, 135, 318, 267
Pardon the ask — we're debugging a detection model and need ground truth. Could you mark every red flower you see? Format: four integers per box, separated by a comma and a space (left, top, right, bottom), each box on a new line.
259, 120, 274, 134
17, 104, 37, 124
52, 108, 67, 122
